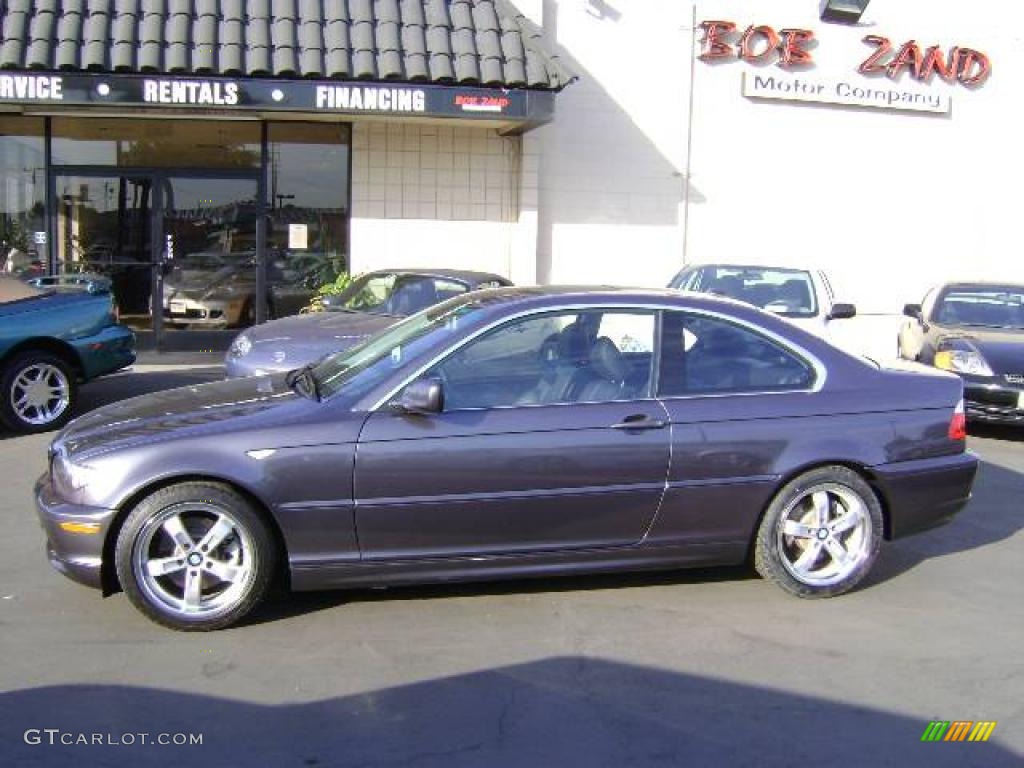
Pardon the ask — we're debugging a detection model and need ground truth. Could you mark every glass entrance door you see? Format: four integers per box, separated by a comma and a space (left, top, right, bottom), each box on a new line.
159, 176, 260, 346
54, 172, 260, 350
54, 174, 154, 329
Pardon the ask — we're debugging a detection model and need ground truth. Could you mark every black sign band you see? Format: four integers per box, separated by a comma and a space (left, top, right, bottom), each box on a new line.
0, 72, 555, 126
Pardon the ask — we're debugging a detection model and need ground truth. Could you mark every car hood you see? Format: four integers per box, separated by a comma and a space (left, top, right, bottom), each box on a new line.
935, 326, 1024, 373
235, 310, 399, 370
249, 309, 400, 342
56, 374, 308, 461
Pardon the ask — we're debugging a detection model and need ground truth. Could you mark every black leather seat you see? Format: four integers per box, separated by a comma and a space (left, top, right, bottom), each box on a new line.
573, 337, 629, 403
516, 323, 592, 406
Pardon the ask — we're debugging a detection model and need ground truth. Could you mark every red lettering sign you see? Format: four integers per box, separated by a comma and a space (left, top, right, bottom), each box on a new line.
698, 21, 737, 60
858, 36, 991, 86
699, 20, 814, 68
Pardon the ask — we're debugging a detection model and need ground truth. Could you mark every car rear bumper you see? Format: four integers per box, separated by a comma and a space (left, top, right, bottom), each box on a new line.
72, 325, 136, 380
870, 452, 978, 540
34, 473, 116, 591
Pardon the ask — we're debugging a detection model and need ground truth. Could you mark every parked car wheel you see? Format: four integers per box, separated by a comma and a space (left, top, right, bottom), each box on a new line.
114, 482, 277, 631
0, 351, 77, 434
754, 466, 882, 598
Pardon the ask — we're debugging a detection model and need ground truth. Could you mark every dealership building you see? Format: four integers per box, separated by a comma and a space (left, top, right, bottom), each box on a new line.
0, 0, 1015, 355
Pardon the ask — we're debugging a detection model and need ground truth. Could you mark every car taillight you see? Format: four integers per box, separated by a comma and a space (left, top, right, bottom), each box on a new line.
948, 398, 966, 441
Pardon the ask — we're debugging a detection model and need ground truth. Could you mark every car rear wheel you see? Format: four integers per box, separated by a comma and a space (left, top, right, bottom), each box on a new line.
754, 466, 882, 598
115, 482, 277, 631
0, 351, 76, 434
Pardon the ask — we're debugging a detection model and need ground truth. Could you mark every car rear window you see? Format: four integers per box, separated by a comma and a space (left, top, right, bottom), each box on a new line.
693, 267, 818, 318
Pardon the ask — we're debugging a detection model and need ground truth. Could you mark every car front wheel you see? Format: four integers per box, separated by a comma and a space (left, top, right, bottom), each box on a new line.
0, 351, 76, 433
754, 466, 882, 598
115, 482, 277, 631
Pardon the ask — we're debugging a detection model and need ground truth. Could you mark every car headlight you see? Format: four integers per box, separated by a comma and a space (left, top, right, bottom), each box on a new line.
229, 333, 252, 358
934, 347, 994, 377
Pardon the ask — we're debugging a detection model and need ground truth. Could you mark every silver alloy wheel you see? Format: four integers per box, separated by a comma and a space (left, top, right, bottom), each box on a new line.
775, 482, 872, 587
132, 502, 256, 620
10, 362, 71, 426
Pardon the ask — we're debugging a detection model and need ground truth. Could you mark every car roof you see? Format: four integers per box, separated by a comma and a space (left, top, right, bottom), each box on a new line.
365, 268, 512, 285
682, 263, 816, 273
446, 284, 762, 313
939, 281, 1024, 291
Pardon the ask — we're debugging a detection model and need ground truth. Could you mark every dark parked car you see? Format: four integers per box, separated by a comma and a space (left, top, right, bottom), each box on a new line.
899, 282, 1024, 424
37, 287, 976, 630
1, 276, 135, 433
224, 268, 512, 378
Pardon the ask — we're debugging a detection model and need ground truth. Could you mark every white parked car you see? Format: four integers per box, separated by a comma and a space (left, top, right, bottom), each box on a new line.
668, 264, 856, 335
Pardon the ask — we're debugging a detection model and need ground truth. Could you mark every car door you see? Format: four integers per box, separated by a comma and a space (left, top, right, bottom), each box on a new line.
650, 310, 822, 544
353, 308, 670, 560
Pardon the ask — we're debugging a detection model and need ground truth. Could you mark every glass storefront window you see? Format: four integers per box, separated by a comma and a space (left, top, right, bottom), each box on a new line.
0, 117, 46, 278
51, 118, 261, 169
266, 122, 350, 316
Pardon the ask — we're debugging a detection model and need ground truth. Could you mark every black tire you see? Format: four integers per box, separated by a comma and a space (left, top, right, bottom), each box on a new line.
114, 482, 277, 631
754, 466, 883, 599
0, 351, 77, 434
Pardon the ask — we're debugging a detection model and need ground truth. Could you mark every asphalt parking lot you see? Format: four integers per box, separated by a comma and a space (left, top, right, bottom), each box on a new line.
0, 366, 1021, 767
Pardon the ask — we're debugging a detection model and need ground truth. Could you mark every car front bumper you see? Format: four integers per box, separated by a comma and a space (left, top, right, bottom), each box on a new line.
34, 473, 117, 591
870, 451, 978, 540
163, 295, 248, 326
963, 381, 1024, 424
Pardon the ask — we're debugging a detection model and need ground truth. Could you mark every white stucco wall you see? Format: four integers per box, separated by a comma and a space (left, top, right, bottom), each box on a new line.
349, 1, 1021, 360
520, 0, 1024, 358
348, 121, 524, 280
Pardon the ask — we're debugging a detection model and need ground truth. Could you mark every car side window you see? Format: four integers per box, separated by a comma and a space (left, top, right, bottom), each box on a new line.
657, 312, 814, 397
432, 279, 470, 302
429, 310, 656, 411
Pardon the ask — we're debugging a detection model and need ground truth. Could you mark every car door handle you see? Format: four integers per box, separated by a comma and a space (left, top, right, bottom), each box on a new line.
610, 415, 668, 431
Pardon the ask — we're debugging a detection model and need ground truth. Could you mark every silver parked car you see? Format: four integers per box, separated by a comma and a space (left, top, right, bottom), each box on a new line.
225, 268, 511, 377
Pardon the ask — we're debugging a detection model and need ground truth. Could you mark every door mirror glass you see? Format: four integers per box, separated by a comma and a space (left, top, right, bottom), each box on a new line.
827, 303, 857, 321
393, 377, 444, 415
903, 303, 923, 320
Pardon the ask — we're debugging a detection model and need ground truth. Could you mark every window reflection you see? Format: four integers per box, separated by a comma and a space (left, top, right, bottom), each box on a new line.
0, 117, 46, 279
267, 122, 350, 316
51, 118, 261, 169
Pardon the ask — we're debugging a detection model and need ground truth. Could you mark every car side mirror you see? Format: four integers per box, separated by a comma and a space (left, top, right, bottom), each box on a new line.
827, 303, 857, 321
391, 377, 443, 416
903, 303, 923, 320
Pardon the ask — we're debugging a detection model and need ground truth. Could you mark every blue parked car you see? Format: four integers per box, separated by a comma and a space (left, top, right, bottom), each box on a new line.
0, 276, 135, 433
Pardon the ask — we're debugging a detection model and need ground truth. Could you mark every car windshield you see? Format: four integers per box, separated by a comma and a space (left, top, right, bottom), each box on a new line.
332, 273, 400, 312
0, 276, 43, 303
311, 297, 486, 400
933, 286, 1024, 329
685, 266, 818, 318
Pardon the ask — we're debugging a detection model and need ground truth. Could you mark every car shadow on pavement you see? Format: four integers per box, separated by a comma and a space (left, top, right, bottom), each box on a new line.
868, 458, 1024, 586
969, 423, 1024, 443
248, 565, 757, 628
0, 659, 1018, 767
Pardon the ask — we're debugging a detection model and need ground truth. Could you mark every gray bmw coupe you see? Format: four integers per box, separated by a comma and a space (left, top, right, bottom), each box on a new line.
37, 287, 977, 630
